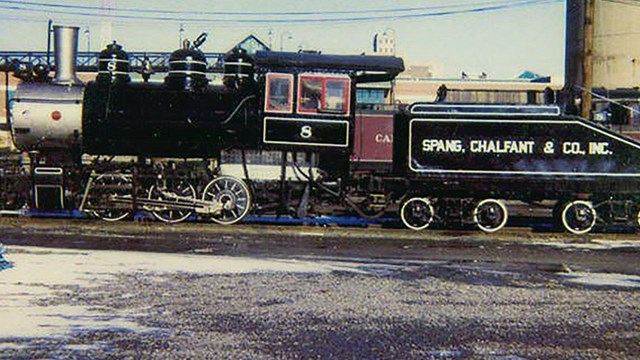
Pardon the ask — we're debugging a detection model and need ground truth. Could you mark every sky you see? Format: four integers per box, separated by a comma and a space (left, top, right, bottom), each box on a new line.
0, 0, 566, 80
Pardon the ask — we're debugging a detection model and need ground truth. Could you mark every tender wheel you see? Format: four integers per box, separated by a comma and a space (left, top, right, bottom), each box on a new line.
147, 181, 196, 224
202, 176, 251, 225
473, 199, 508, 233
400, 197, 435, 230
90, 174, 132, 222
561, 200, 596, 235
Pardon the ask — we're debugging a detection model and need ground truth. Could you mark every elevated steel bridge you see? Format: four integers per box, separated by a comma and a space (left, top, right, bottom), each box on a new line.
0, 51, 225, 72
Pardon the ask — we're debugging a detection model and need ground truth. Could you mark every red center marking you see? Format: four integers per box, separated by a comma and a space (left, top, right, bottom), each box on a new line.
51, 110, 62, 121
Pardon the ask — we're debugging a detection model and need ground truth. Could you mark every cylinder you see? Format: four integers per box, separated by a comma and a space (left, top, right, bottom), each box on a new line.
52, 25, 81, 86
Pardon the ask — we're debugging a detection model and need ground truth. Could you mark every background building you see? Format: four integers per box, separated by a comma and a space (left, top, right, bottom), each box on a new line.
372, 30, 396, 56
566, 0, 640, 127
567, 0, 640, 90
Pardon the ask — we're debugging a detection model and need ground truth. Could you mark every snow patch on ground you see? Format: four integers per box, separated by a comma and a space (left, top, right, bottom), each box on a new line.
0, 246, 374, 341
2, 244, 638, 344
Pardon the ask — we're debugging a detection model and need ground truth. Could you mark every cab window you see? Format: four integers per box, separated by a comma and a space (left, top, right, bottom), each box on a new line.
298, 75, 350, 115
265, 73, 293, 113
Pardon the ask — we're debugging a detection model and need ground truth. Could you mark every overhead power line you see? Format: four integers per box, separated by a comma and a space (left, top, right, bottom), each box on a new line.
0, 0, 546, 16
0, 0, 562, 24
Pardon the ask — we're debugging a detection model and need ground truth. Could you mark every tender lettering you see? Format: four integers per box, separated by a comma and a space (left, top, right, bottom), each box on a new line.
422, 139, 463, 153
563, 142, 586, 155
419, 138, 611, 157
470, 140, 534, 154
588, 142, 612, 155
375, 133, 393, 143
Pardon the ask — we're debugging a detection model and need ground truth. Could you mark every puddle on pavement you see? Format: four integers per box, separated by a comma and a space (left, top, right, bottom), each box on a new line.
428, 261, 640, 290
562, 272, 640, 289
535, 239, 640, 251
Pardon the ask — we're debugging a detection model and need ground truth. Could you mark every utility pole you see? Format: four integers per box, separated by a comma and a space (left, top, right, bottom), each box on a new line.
84, 27, 91, 53
179, 23, 185, 47
280, 31, 292, 52
582, 0, 595, 119
100, 0, 114, 48
46, 19, 53, 67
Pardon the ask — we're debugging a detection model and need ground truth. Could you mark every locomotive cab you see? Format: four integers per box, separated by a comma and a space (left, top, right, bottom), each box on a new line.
261, 71, 352, 151
254, 51, 403, 154
249, 51, 403, 184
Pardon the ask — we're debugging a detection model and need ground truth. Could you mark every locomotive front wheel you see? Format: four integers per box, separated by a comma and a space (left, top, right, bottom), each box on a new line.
90, 174, 132, 222
473, 199, 508, 233
400, 197, 435, 230
147, 181, 196, 224
202, 176, 251, 225
561, 200, 596, 235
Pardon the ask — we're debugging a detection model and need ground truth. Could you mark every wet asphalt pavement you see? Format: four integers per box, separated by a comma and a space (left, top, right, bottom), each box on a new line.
0, 218, 639, 359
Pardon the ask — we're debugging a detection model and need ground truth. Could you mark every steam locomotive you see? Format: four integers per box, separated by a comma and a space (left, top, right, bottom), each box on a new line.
5, 25, 405, 226
5, 25, 640, 234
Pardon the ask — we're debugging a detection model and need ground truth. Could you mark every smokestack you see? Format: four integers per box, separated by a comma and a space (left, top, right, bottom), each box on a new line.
52, 25, 81, 85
